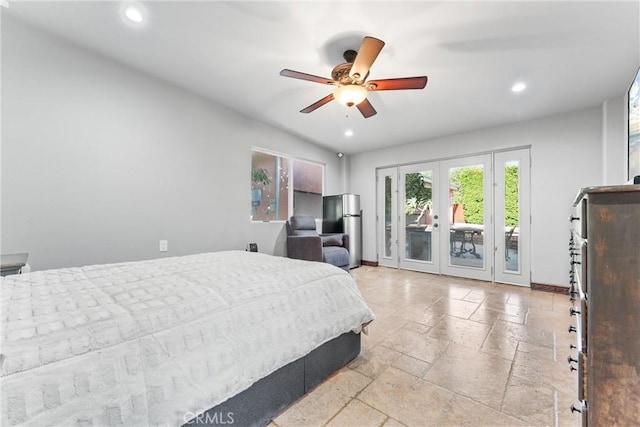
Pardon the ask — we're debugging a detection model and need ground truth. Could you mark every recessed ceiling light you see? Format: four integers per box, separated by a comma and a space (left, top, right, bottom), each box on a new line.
125, 5, 143, 23
345, 129, 354, 137
511, 82, 527, 93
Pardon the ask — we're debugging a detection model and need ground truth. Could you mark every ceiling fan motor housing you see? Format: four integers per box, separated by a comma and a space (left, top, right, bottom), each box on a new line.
331, 63, 367, 85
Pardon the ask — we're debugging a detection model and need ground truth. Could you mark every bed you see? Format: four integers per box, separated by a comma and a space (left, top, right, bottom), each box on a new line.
0, 251, 375, 426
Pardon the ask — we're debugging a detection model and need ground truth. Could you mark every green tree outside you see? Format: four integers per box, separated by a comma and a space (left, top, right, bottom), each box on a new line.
504, 165, 519, 226
449, 166, 519, 226
450, 167, 484, 224
404, 172, 433, 214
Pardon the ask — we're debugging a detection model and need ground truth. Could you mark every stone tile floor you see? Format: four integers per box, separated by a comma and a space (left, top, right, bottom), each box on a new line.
271, 266, 581, 427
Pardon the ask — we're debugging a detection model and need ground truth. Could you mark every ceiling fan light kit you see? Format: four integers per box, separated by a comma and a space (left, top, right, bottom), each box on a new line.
280, 36, 428, 118
333, 85, 368, 107
511, 81, 527, 93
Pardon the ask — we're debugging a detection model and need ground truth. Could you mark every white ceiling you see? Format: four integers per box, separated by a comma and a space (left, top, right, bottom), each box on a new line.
5, 1, 640, 154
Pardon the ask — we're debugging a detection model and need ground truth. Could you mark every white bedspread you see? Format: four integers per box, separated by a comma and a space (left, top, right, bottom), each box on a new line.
0, 251, 375, 426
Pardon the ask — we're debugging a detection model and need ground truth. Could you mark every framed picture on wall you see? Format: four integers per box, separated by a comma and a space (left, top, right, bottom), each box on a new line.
629, 66, 640, 180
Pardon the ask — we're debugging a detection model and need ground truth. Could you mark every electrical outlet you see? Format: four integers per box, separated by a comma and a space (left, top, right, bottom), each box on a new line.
159, 240, 168, 252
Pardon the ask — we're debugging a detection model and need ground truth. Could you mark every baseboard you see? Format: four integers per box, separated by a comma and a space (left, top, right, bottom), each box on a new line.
353, 266, 568, 294
531, 282, 569, 294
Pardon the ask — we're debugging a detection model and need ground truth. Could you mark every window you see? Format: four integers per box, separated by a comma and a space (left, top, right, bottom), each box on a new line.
251, 150, 324, 221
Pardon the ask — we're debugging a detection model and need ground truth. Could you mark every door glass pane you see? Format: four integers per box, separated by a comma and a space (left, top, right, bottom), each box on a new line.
505, 161, 520, 272
384, 175, 392, 258
448, 165, 485, 268
404, 171, 433, 262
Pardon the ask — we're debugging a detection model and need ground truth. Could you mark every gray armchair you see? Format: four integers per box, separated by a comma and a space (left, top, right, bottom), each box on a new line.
286, 215, 350, 271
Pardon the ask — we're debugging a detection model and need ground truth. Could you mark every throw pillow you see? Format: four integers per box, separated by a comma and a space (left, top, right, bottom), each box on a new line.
321, 234, 343, 247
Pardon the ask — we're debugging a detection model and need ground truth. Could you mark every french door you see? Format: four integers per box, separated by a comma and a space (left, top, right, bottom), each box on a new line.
377, 167, 398, 269
376, 148, 530, 286
494, 149, 530, 286
399, 162, 440, 273
439, 154, 493, 281
377, 162, 441, 273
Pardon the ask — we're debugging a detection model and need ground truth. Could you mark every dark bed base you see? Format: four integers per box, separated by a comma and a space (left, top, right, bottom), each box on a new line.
183, 331, 361, 427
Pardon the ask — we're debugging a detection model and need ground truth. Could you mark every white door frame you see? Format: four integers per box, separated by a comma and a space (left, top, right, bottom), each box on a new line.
494, 149, 531, 286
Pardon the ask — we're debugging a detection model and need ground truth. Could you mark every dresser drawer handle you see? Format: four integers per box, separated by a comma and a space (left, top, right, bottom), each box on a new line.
568, 326, 577, 333
570, 404, 582, 413
569, 307, 581, 316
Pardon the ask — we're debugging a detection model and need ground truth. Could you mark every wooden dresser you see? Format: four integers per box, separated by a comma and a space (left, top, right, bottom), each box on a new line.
568, 185, 640, 426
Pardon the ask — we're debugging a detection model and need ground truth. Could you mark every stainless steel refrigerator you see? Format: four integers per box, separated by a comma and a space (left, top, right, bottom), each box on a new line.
322, 194, 362, 268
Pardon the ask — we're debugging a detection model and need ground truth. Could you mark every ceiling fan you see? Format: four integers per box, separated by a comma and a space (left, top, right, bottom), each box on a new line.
280, 36, 428, 118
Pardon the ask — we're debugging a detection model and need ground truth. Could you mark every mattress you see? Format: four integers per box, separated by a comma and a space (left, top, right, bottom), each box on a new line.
0, 251, 375, 426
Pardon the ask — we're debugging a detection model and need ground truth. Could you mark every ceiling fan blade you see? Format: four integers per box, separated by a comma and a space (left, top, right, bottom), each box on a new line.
366, 76, 428, 91
300, 94, 335, 113
280, 69, 335, 85
356, 98, 377, 118
349, 36, 385, 82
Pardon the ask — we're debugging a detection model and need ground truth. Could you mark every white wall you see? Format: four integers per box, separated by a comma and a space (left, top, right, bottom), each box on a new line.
350, 107, 606, 287
602, 96, 628, 184
1, 17, 343, 271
